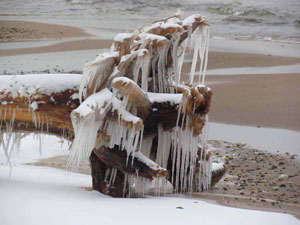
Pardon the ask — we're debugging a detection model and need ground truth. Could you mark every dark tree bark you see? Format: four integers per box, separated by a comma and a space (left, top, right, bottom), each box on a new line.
90, 151, 128, 197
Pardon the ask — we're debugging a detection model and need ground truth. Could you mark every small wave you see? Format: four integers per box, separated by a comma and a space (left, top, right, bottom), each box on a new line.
208, 3, 278, 18
66, 0, 182, 7
212, 34, 300, 44
207, 3, 285, 21
267, 21, 289, 26
223, 16, 262, 24
207, 3, 242, 16
237, 8, 276, 17
66, 0, 102, 4
295, 16, 300, 26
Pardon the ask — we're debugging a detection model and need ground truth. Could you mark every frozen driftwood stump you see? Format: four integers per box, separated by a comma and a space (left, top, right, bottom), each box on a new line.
0, 12, 225, 197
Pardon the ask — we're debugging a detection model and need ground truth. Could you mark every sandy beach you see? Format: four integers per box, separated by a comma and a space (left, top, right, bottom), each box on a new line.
1, 20, 299, 221
0, 20, 91, 42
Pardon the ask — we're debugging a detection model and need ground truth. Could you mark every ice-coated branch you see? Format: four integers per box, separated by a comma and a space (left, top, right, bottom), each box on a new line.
111, 77, 151, 120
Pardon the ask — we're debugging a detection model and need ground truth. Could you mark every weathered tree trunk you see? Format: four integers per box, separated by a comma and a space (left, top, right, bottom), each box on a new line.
0, 89, 78, 139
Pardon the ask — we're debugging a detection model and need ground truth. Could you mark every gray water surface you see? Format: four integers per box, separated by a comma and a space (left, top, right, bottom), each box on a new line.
1, 0, 300, 41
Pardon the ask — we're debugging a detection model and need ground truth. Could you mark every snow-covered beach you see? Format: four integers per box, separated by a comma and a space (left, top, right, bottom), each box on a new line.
1, 7, 300, 224
1, 133, 299, 224
1, 164, 299, 225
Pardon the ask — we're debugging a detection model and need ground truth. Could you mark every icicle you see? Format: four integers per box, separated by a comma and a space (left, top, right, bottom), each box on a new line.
151, 56, 157, 92
108, 168, 118, 187
132, 50, 151, 92
140, 135, 154, 158
67, 112, 102, 171
104, 168, 110, 183
156, 126, 172, 169
189, 28, 200, 84
156, 45, 169, 93
38, 133, 42, 156
123, 173, 128, 197
0, 125, 15, 178
32, 112, 37, 128
171, 32, 181, 87
79, 52, 119, 103
168, 110, 211, 193
201, 27, 210, 85
177, 39, 187, 84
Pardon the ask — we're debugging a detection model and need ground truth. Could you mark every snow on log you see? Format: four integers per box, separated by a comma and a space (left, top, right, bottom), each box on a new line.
0, 74, 81, 138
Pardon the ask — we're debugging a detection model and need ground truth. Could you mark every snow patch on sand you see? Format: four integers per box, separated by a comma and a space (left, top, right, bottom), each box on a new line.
0, 165, 299, 225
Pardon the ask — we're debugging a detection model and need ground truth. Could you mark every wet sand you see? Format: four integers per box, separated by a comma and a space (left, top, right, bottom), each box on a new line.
0, 20, 91, 42
206, 74, 300, 131
203, 140, 300, 219
0, 39, 112, 56
184, 51, 300, 70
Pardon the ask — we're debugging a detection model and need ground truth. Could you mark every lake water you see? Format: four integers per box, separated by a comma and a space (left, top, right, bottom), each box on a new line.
1, 0, 300, 42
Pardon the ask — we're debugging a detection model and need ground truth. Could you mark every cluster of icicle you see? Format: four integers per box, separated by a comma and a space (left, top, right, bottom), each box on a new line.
0, 74, 81, 176
0, 104, 45, 176
69, 11, 212, 195
0, 126, 26, 178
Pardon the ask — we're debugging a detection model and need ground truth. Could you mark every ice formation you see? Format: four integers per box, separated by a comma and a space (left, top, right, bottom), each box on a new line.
0, 74, 81, 175
69, 13, 213, 196
0, 13, 215, 196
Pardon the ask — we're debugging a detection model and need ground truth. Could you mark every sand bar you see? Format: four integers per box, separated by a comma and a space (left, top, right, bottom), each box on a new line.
0, 20, 91, 42
1, 41, 300, 72
0, 39, 113, 56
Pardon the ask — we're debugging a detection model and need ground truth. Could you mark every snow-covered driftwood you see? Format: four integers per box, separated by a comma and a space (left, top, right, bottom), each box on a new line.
0, 74, 81, 138
0, 12, 226, 197
69, 12, 217, 196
